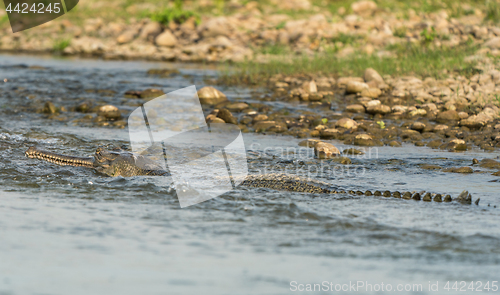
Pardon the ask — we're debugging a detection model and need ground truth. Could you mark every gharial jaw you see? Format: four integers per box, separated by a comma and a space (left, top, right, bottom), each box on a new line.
25, 146, 95, 168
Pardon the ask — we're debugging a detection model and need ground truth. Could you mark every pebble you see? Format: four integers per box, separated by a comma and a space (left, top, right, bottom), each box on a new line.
314, 142, 341, 159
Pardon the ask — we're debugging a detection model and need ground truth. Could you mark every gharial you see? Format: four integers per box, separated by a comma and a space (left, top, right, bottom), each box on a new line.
25, 146, 478, 205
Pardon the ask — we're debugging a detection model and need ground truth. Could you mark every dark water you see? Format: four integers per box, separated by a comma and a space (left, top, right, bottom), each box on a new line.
0, 54, 499, 295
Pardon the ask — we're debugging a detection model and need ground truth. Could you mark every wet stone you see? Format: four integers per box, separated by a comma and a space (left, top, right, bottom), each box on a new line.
140, 88, 165, 100
314, 142, 341, 159
402, 192, 412, 199
147, 68, 180, 77
423, 193, 432, 202
443, 167, 474, 173
97, 105, 121, 120
217, 108, 237, 124
374, 191, 382, 196
43, 102, 58, 114
365, 190, 372, 196
392, 191, 401, 198
383, 190, 391, 197
444, 195, 452, 202
343, 148, 364, 155
412, 193, 421, 201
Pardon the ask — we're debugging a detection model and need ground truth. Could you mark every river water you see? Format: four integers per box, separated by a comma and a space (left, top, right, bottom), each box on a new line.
0, 54, 499, 295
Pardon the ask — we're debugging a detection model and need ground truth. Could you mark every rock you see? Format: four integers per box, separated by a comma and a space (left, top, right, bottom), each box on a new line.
353, 134, 378, 146
197, 87, 228, 105
116, 30, 137, 44
351, 1, 377, 16
140, 88, 165, 99
460, 108, 496, 129
320, 128, 341, 139
362, 99, 380, 108
253, 121, 285, 132
314, 142, 341, 159
345, 104, 365, 113
433, 124, 449, 132
436, 110, 460, 123
343, 148, 364, 155
252, 114, 268, 122
479, 158, 500, 169
298, 139, 321, 148
97, 105, 121, 120
43, 102, 58, 114
410, 122, 426, 132
335, 118, 358, 129
155, 30, 177, 47
198, 17, 233, 38
484, 37, 500, 49
443, 167, 473, 173
225, 102, 249, 112
360, 88, 381, 98
409, 109, 427, 117
366, 104, 391, 115
363, 68, 384, 85
217, 109, 237, 124
140, 22, 162, 41
302, 81, 317, 93
419, 164, 442, 170
207, 116, 225, 124
147, 69, 180, 77
458, 111, 469, 119
345, 81, 369, 94
388, 140, 401, 147
443, 138, 468, 151
76, 101, 92, 113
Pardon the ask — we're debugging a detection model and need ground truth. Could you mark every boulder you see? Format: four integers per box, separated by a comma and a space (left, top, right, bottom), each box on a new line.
140, 88, 165, 99
366, 104, 391, 115
345, 81, 369, 94
217, 108, 237, 124
140, 22, 162, 41
360, 87, 381, 98
197, 87, 228, 105
97, 105, 121, 120
363, 68, 384, 85
314, 142, 341, 159
484, 37, 500, 49
345, 104, 365, 113
116, 30, 137, 44
351, 1, 377, 16
335, 117, 358, 129
436, 110, 460, 123
155, 30, 177, 47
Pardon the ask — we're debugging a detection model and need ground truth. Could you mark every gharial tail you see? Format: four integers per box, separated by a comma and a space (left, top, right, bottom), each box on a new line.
240, 174, 478, 205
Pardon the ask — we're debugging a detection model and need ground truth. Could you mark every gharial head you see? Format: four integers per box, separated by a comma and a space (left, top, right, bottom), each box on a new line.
93, 147, 127, 167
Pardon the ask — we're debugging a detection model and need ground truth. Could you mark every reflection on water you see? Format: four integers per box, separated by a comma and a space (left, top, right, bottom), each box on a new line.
0, 54, 499, 295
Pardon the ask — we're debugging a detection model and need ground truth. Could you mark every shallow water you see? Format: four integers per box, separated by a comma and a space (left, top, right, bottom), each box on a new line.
0, 54, 499, 295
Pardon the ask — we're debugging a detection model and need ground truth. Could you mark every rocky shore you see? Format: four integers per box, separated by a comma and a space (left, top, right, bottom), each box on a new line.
1, 0, 500, 63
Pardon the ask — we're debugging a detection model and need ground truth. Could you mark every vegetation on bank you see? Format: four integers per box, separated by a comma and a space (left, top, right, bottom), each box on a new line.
149, 0, 200, 25
220, 41, 484, 85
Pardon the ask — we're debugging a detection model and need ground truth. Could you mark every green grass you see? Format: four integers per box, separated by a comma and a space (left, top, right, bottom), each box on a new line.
52, 39, 71, 52
219, 42, 481, 86
485, 0, 500, 22
149, 0, 200, 25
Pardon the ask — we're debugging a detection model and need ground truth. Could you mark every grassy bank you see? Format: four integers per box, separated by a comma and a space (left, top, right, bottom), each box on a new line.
219, 41, 485, 86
